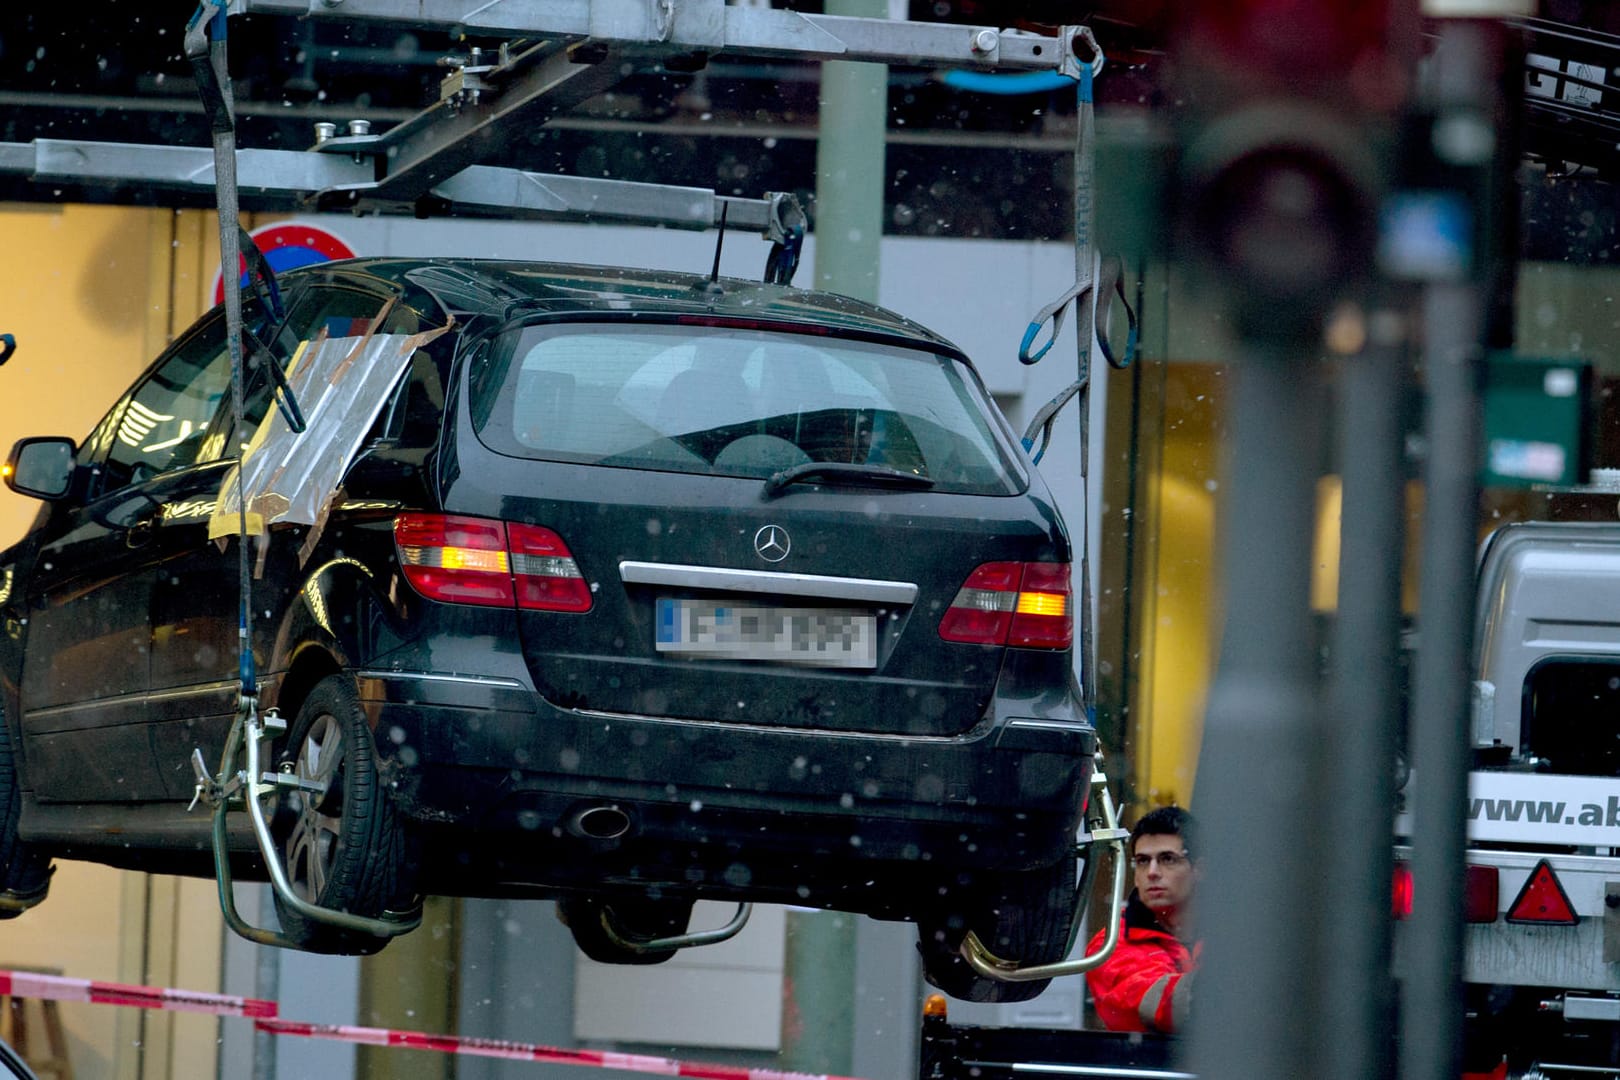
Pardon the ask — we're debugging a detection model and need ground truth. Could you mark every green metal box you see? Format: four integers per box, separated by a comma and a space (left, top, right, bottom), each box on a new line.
1483, 355, 1591, 488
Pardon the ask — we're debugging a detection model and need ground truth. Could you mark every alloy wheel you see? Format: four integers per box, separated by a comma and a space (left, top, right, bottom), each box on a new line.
284, 712, 345, 903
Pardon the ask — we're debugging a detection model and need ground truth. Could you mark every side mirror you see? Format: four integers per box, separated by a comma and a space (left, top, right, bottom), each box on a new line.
4, 437, 76, 500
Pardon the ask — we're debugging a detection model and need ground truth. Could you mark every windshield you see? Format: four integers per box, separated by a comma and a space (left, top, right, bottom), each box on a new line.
468, 322, 1025, 495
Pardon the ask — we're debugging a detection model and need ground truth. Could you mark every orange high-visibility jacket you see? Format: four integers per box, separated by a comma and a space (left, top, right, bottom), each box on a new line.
1085, 893, 1199, 1033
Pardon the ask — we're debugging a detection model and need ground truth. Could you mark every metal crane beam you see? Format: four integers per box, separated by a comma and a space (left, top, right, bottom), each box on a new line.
0, 138, 795, 235
230, 0, 1085, 75
0, 6, 1087, 232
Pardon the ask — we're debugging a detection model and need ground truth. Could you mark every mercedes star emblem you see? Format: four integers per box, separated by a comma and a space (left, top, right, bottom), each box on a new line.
754, 524, 791, 563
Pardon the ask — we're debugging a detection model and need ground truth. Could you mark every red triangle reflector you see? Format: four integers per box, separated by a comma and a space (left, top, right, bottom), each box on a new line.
1505, 860, 1578, 926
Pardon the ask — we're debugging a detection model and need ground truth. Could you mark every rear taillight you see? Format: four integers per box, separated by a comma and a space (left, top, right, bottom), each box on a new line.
1011, 562, 1073, 648
395, 514, 513, 607
394, 514, 591, 613
1392, 861, 1499, 924
507, 523, 592, 612
939, 561, 1072, 649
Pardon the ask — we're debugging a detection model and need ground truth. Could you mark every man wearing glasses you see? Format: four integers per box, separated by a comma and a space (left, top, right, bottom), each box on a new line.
1085, 805, 1200, 1033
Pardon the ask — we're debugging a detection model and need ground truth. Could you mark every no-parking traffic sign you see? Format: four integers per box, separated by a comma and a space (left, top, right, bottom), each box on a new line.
212, 222, 357, 304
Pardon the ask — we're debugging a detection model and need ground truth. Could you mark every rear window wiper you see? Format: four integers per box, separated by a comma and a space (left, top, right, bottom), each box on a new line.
762, 462, 936, 499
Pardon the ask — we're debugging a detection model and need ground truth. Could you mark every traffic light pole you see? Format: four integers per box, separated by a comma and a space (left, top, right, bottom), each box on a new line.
1402, 277, 1485, 1080
1166, 5, 1401, 1075
1401, 22, 1510, 1078
1185, 338, 1331, 1080
1323, 309, 1408, 1080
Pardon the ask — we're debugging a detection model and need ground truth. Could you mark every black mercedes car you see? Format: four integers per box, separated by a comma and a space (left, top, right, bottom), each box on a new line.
0, 257, 1094, 1002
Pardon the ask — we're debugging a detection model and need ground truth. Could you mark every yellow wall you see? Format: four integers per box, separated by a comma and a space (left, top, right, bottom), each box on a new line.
1311, 476, 1426, 616
1130, 363, 1222, 811
2, 206, 151, 545
0, 203, 227, 1080
0, 205, 223, 546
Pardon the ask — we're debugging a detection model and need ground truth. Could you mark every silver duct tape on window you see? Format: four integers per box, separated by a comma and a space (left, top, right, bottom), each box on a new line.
207, 319, 453, 566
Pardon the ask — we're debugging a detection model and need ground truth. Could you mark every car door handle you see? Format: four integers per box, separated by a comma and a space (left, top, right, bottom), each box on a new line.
125, 518, 155, 549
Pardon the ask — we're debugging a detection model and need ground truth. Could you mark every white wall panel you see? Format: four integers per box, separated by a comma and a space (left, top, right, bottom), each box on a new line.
572, 902, 784, 1050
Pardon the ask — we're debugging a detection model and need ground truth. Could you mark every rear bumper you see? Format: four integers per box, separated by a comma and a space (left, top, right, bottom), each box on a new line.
357, 669, 1093, 906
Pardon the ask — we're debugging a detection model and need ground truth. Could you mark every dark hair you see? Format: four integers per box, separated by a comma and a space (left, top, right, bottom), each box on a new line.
1131, 805, 1195, 858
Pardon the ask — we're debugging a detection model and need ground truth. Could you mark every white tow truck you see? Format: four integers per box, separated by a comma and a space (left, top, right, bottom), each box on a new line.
1397, 521, 1620, 1078
922, 520, 1620, 1080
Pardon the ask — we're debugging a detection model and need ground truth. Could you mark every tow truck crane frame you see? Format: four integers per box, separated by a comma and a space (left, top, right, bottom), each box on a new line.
0, 0, 1133, 987
10, 6, 1601, 1079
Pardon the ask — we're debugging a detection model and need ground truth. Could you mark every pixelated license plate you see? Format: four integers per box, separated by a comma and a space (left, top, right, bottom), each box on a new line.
655, 598, 877, 669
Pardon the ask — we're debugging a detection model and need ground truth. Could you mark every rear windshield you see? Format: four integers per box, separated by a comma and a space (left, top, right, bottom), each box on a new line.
467, 322, 1025, 495
1521, 657, 1620, 776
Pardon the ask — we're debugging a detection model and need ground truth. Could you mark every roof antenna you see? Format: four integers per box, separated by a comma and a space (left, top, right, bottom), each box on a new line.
697, 203, 728, 295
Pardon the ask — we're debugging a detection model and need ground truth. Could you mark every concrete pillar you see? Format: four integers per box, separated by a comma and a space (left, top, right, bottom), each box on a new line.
811, 0, 887, 305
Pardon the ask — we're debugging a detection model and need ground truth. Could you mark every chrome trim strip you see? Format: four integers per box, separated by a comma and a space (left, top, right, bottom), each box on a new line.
25, 694, 146, 719
618, 561, 917, 605
146, 680, 238, 704
31, 676, 278, 717
1005, 718, 1093, 733
34, 672, 527, 716
354, 670, 527, 689
573, 705, 971, 744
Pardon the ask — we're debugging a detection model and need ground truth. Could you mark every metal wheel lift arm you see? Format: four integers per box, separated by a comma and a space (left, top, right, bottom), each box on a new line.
958, 767, 1131, 984
597, 902, 753, 956
186, 3, 417, 948
198, 699, 421, 950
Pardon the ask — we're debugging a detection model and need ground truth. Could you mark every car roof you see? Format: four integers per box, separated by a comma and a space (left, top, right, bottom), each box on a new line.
279, 257, 966, 356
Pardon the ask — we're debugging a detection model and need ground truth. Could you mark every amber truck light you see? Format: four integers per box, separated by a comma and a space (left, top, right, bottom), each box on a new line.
939, 561, 1073, 649
395, 513, 591, 613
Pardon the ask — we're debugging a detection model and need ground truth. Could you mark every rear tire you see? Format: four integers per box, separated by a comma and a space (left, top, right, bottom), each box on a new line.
0, 699, 49, 917
559, 895, 695, 966
918, 856, 1079, 1003
273, 675, 416, 954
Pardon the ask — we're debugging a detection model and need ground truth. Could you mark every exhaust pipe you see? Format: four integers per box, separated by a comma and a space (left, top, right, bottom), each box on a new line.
568, 804, 632, 840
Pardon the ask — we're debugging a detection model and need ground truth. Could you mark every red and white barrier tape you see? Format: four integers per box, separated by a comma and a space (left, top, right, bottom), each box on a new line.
0, 970, 276, 1018
0, 970, 868, 1080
